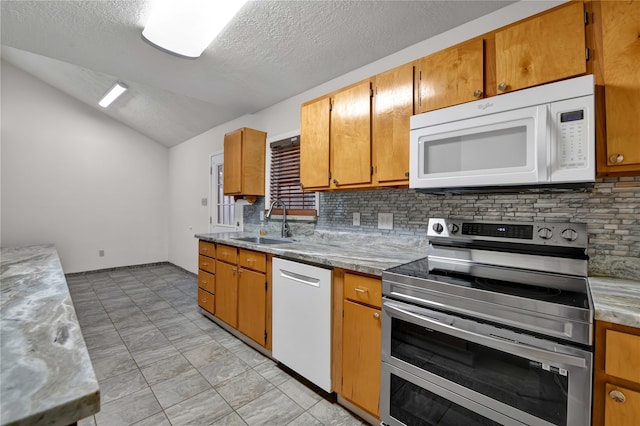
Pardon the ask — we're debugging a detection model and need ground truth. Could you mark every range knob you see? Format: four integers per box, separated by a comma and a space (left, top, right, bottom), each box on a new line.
432, 223, 444, 234
537, 227, 553, 240
561, 228, 578, 242
448, 223, 460, 234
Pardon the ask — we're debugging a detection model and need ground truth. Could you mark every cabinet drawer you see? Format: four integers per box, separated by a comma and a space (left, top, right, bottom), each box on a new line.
198, 270, 215, 294
238, 249, 266, 272
199, 240, 215, 257
344, 273, 382, 308
198, 288, 215, 314
605, 330, 640, 383
605, 383, 640, 426
216, 244, 237, 264
198, 255, 215, 274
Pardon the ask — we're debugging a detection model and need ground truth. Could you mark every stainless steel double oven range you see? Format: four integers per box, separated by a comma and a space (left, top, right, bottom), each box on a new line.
381, 218, 593, 426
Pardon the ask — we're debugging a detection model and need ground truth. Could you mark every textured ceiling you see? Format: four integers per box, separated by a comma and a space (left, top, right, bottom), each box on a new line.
1, 0, 514, 147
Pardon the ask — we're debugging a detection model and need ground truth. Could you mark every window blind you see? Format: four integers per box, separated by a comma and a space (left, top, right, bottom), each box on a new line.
270, 136, 316, 215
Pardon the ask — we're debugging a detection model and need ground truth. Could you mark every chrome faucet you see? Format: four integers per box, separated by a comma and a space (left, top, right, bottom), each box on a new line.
266, 198, 290, 238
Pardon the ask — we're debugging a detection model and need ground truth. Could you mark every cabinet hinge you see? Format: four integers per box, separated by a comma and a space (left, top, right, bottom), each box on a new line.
419, 70, 422, 81
329, 99, 333, 112
328, 171, 332, 180
586, 47, 590, 62
265, 281, 268, 291
370, 88, 374, 97
265, 331, 268, 342
370, 166, 374, 176
584, 11, 588, 25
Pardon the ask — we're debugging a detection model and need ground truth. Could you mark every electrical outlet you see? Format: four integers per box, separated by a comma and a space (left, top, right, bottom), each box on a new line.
99, 250, 105, 257
260, 211, 265, 221
378, 213, 393, 230
201, 198, 208, 206
353, 212, 361, 226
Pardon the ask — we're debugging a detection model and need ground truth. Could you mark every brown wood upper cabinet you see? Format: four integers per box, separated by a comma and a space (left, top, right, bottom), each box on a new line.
331, 80, 373, 188
223, 127, 267, 196
300, 65, 413, 191
300, 97, 331, 190
417, 38, 484, 113
373, 63, 414, 185
592, 0, 640, 175
494, 1, 587, 94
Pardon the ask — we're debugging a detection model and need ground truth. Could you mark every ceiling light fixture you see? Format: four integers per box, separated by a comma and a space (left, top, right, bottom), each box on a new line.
98, 82, 128, 108
142, 0, 247, 59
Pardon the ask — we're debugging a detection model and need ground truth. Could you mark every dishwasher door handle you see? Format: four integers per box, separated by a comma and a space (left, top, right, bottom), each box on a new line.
279, 269, 321, 287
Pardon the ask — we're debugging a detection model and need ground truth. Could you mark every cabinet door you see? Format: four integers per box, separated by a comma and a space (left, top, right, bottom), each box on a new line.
418, 38, 484, 113
373, 63, 413, 185
331, 81, 372, 187
495, 1, 586, 93
599, 0, 640, 169
215, 260, 237, 328
605, 383, 640, 426
342, 300, 381, 416
237, 269, 266, 346
198, 288, 215, 314
224, 129, 243, 195
241, 128, 267, 196
300, 97, 331, 190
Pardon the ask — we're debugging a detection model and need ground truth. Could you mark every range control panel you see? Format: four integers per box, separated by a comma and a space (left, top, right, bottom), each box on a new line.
427, 218, 588, 248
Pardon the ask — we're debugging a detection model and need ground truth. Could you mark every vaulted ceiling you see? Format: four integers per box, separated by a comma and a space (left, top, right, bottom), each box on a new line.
1, 1, 514, 147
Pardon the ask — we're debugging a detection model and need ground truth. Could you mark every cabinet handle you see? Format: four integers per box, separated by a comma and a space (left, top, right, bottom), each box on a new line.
497, 82, 508, 91
333, 178, 339, 186
373, 312, 380, 320
473, 89, 483, 98
300, 183, 304, 189
201, 262, 208, 267
404, 171, 409, 178
609, 390, 626, 403
354, 288, 369, 293
609, 154, 624, 164
248, 258, 255, 263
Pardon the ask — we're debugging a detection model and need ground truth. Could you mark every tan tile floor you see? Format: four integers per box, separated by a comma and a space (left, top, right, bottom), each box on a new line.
67, 264, 367, 426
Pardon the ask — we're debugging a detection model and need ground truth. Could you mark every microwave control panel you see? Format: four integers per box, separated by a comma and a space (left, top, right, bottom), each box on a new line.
556, 108, 588, 169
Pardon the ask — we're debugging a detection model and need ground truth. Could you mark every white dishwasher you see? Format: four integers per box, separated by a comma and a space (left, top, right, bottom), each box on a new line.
272, 257, 332, 392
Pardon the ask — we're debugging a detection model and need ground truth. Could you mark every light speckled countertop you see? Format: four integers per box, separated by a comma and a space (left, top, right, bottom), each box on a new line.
195, 230, 429, 276
197, 231, 640, 330
1, 244, 100, 426
589, 276, 640, 329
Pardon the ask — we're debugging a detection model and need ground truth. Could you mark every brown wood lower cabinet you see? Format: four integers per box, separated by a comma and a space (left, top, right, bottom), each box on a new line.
342, 299, 381, 417
215, 259, 238, 328
334, 269, 382, 419
198, 241, 271, 350
593, 320, 640, 425
237, 268, 267, 346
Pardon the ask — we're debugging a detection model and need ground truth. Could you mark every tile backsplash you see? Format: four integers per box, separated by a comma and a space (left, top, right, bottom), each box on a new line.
246, 177, 640, 280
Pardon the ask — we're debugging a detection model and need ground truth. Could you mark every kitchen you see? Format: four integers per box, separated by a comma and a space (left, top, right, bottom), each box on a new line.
2, 1, 639, 425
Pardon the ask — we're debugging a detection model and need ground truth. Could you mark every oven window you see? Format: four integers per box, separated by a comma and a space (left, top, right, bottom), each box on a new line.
390, 373, 501, 426
391, 318, 568, 425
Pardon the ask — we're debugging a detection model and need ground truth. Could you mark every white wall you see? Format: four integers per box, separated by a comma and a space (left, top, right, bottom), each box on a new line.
1, 61, 169, 273
168, 0, 564, 273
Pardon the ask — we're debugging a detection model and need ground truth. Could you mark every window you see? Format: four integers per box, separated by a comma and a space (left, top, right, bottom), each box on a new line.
269, 135, 317, 216
211, 154, 235, 229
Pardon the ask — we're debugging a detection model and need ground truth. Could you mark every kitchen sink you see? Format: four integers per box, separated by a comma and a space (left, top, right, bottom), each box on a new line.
232, 237, 293, 245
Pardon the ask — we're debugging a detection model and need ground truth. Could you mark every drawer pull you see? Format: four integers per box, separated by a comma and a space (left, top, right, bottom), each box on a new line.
609, 390, 626, 403
354, 288, 369, 293
373, 312, 380, 320
497, 82, 508, 91
473, 89, 483, 98
609, 154, 624, 164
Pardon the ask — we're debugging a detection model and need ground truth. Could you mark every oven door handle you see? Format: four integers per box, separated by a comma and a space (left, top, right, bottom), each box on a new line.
383, 301, 587, 368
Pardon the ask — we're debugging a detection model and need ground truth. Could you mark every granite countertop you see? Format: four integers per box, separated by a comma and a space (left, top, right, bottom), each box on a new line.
1, 244, 100, 426
195, 230, 429, 276
589, 276, 640, 329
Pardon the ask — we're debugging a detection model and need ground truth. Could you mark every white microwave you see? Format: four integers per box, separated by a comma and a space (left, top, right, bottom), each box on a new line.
410, 75, 595, 191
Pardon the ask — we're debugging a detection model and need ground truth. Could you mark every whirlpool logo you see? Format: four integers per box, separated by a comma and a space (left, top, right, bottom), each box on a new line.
477, 102, 494, 110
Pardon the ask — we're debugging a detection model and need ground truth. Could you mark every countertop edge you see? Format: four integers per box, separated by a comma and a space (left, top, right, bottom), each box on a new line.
589, 276, 640, 329
0, 244, 101, 426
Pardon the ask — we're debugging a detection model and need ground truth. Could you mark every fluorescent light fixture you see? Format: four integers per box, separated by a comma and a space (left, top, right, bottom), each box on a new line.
142, 0, 247, 59
99, 82, 128, 108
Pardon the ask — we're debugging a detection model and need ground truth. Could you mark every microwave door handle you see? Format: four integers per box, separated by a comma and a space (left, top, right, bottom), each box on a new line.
383, 301, 586, 368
